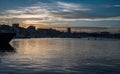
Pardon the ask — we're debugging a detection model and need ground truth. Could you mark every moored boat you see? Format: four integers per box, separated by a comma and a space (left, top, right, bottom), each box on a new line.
0, 33, 16, 45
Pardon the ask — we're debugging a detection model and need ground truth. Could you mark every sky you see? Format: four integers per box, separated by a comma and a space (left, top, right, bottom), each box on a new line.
0, 0, 120, 28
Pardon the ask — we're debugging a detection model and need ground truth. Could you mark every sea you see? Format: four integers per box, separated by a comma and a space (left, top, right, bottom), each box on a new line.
0, 38, 120, 74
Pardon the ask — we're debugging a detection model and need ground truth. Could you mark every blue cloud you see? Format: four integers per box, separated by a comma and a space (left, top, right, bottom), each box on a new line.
0, 0, 120, 27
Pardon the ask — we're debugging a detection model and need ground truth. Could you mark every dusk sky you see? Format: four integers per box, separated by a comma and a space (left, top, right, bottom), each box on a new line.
0, 0, 120, 27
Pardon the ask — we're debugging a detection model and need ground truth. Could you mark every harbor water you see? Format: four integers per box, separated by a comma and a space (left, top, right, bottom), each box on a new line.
0, 38, 120, 74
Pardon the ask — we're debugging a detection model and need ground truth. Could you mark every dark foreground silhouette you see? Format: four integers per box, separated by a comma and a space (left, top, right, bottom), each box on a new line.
0, 44, 15, 53
0, 33, 16, 44
0, 44, 15, 63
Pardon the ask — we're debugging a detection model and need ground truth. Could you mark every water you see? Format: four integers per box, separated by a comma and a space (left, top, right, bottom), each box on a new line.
0, 38, 120, 74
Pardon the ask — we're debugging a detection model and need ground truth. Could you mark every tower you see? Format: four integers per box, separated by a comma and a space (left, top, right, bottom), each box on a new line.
67, 27, 71, 33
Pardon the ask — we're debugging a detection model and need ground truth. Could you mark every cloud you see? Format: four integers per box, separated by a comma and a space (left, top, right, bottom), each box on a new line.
113, 5, 120, 7
50, 8, 120, 21
0, 1, 120, 25
105, 4, 120, 8
57, 2, 90, 11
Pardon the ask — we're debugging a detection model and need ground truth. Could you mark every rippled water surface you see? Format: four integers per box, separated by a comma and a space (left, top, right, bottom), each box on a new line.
0, 38, 120, 74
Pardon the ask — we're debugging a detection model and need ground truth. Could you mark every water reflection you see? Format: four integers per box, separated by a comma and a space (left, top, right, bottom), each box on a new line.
0, 38, 120, 74
10, 39, 82, 73
0, 44, 16, 63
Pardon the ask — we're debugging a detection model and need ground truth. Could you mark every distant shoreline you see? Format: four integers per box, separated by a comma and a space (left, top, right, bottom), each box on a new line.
14, 37, 120, 40
1, 24, 120, 39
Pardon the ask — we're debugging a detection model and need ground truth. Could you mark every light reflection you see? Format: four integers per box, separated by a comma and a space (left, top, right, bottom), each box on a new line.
6, 38, 120, 73
10, 38, 81, 72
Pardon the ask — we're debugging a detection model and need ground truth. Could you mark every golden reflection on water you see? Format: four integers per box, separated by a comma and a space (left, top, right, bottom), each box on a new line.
10, 38, 82, 72
10, 38, 120, 61
0, 38, 119, 73
11, 39, 58, 59
11, 38, 79, 59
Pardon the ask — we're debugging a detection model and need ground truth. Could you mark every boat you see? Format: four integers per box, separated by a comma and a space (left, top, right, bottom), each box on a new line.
0, 43, 15, 52
0, 33, 16, 45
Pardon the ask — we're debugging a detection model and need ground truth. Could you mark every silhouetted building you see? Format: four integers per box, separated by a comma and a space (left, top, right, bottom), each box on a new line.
12, 23, 19, 32
0, 24, 120, 39
67, 27, 71, 34
12, 23, 19, 28
26, 26, 36, 37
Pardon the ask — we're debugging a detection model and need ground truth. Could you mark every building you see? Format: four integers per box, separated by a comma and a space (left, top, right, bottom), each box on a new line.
67, 27, 71, 34
26, 25, 36, 37
12, 23, 19, 28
